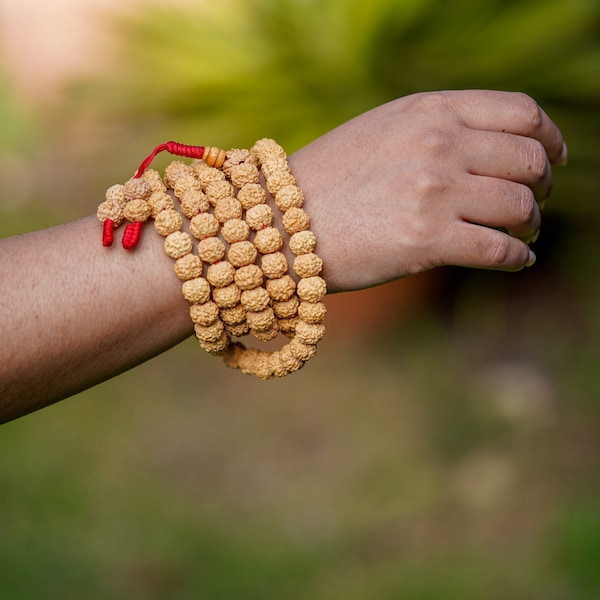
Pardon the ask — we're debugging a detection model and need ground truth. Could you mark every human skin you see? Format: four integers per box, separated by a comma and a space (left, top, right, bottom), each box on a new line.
0, 90, 566, 423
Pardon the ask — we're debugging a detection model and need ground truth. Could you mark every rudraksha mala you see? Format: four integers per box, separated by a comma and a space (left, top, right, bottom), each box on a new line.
97, 139, 326, 379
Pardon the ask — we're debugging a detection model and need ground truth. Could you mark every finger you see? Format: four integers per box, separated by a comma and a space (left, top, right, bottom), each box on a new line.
441, 222, 536, 271
463, 129, 552, 202
458, 175, 540, 242
446, 90, 567, 166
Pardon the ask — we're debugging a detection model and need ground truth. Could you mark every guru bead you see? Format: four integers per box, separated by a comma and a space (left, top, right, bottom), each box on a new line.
124, 178, 152, 201
202, 146, 226, 168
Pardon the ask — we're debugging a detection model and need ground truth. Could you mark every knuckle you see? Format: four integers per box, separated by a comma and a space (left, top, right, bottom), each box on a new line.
512, 92, 543, 132
485, 236, 512, 267
413, 167, 451, 198
522, 139, 548, 180
421, 129, 453, 156
514, 187, 538, 225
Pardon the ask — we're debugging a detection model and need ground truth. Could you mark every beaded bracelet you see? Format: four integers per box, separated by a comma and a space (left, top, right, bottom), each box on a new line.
97, 139, 326, 379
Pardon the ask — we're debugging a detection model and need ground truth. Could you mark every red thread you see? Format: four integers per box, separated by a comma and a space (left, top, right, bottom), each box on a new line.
134, 141, 206, 178
102, 219, 114, 247
122, 221, 142, 250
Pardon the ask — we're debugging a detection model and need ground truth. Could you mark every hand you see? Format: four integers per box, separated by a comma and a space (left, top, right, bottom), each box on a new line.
290, 90, 567, 293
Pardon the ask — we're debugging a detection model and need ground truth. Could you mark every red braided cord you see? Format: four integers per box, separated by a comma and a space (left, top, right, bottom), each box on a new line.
102, 219, 114, 247
134, 141, 205, 178
122, 221, 142, 250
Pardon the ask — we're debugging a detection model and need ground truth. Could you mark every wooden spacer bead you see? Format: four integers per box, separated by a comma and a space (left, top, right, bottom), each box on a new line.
203, 146, 226, 168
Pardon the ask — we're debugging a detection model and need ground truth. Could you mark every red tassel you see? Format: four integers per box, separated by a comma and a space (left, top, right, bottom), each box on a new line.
122, 222, 142, 250
102, 219, 114, 247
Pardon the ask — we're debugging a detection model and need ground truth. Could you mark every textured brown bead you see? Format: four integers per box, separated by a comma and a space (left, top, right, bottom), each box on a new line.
277, 344, 304, 372
274, 184, 304, 211
229, 162, 260, 187
245, 204, 273, 230
124, 178, 152, 202
196, 165, 226, 186
214, 197, 242, 223
225, 321, 250, 338
241, 287, 270, 312
223, 342, 246, 369
247, 307, 275, 332
141, 168, 166, 193
194, 319, 224, 343
164, 161, 193, 188
206, 261, 235, 288
179, 189, 209, 218
278, 317, 299, 337
272, 296, 299, 319
266, 275, 296, 301
237, 183, 266, 209
181, 277, 211, 304
212, 283, 241, 308
190, 301, 220, 327
252, 138, 287, 162
293, 252, 323, 278
297, 276, 327, 302
105, 184, 127, 208
173, 175, 201, 198
222, 219, 250, 243
190, 212, 220, 240
266, 169, 296, 196
298, 301, 327, 324
123, 199, 152, 222
148, 191, 175, 216
228, 241, 257, 267
253, 227, 283, 254
198, 237, 226, 264
289, 337, 318, 361
205, 180, 234, 204
164, 231, 193, 259
220, 304, 246, 325
199, 331, 229, 355
295, 321, 326, 345
267, 351, 289, 378
154, 209, 183, 236
261, 252, 288, 279
224, 148, 251, 169
252, 326, 278, 342
174, 253, 203, 281
97, 200, 124, 226
234, 264, 263, 290
282, 207, 310, 234
289, 230, 316, 255
203, 146, 226, 168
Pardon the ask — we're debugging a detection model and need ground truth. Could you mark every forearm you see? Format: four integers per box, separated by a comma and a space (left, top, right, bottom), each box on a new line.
0, 215, 193, 423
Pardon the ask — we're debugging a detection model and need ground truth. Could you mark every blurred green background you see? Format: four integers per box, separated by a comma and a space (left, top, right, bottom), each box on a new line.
1, 0, 600, 597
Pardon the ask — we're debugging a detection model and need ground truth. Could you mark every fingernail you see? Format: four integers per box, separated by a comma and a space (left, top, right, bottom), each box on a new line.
525, 249, 537, 267
559, 142, 568, 166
